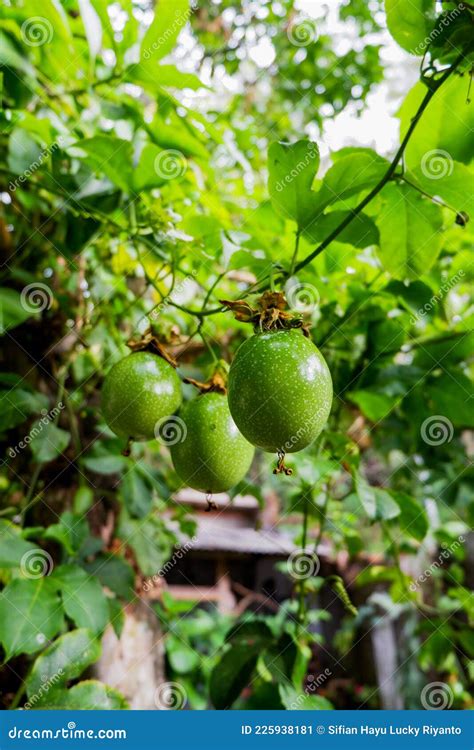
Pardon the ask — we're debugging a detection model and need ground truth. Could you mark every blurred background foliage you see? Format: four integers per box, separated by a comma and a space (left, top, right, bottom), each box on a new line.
0, 0, 473, 710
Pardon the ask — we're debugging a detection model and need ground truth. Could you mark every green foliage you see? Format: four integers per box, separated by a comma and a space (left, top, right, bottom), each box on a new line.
0, 0, 472, 712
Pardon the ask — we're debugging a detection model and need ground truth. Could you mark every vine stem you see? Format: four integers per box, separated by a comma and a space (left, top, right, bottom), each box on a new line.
293, 54, 465, 275
297, 495, 309, 628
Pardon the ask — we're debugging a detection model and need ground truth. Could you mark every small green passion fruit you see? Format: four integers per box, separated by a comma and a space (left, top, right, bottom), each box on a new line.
170, 392, 255, 494
227, 329, 332, 453
101, 351, 182, 441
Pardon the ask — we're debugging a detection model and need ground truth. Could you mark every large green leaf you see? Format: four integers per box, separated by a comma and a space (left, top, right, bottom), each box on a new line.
390, 492, 428, 541
52, 564, 109, 634
410, 161, 474, 219
0, 578, 63, 659
314, 150, 388, 211
26, 629, 101, 703
303, 210, 379, 249
355, 473, 377, 519
268, 140, 320, 230
279, 683, 333, 710
376, 183, 443, 279
399, 76, 474, 168
45, 680, 128, 709
72, 136, 133, 192
140, 0, 190, 63
29, 421, 70, 463
209, 644, 260, 709
0, 288, 37, 334
0, 387, 49, 431
0, 520, 37, 567
83, 554, 135, 600
385, 0, 436, 54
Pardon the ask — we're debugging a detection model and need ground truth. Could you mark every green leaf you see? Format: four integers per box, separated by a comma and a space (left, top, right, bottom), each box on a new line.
209, 644, 260, 709
83, 554, 135, 600
52, 564, 109, 634
0, 520, 37, 567
410, 161, 474, 219
73, 486, 94, 515
0, 387, 49, 431
427, 372, 474, 428
132, 144, 172, 192
347, 391, 398, 422
268, 140, 320, 229
279, 683, 333, 710
72, 136, 133, 192
385, 0, 436, 54
355, 473, 377, 519
29, 421, 70, 463
315, 150, 388, 211
148, 112, 208, 159
167, 636, 200, 673
0, 578, 63, 659
391, 492, 428, 541
0, 288, 37, 334
399, 76, 474, 168
46, 680, 128, 709
303, 210, 379, 249
375, 488, 401, 521
120, 466, 153, 517
26, 629, 101, 704
225, 620, 274, 647
376, 183, 443, 279
140, 0, 190, 63
128, 62, 203, 92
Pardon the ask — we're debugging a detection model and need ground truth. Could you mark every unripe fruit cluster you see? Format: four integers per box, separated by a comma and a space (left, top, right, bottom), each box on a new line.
101, 330, 333, 493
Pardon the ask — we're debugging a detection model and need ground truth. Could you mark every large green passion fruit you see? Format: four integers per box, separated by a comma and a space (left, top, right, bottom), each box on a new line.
170, 392, 255, 493
101, 352, 182, 441
227, 329, 332, 453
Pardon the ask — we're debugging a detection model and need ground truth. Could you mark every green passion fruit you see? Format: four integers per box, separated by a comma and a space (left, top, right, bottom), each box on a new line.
101, 352, 182, 441
170, 392, 255, 493
227, 329, 332, 453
